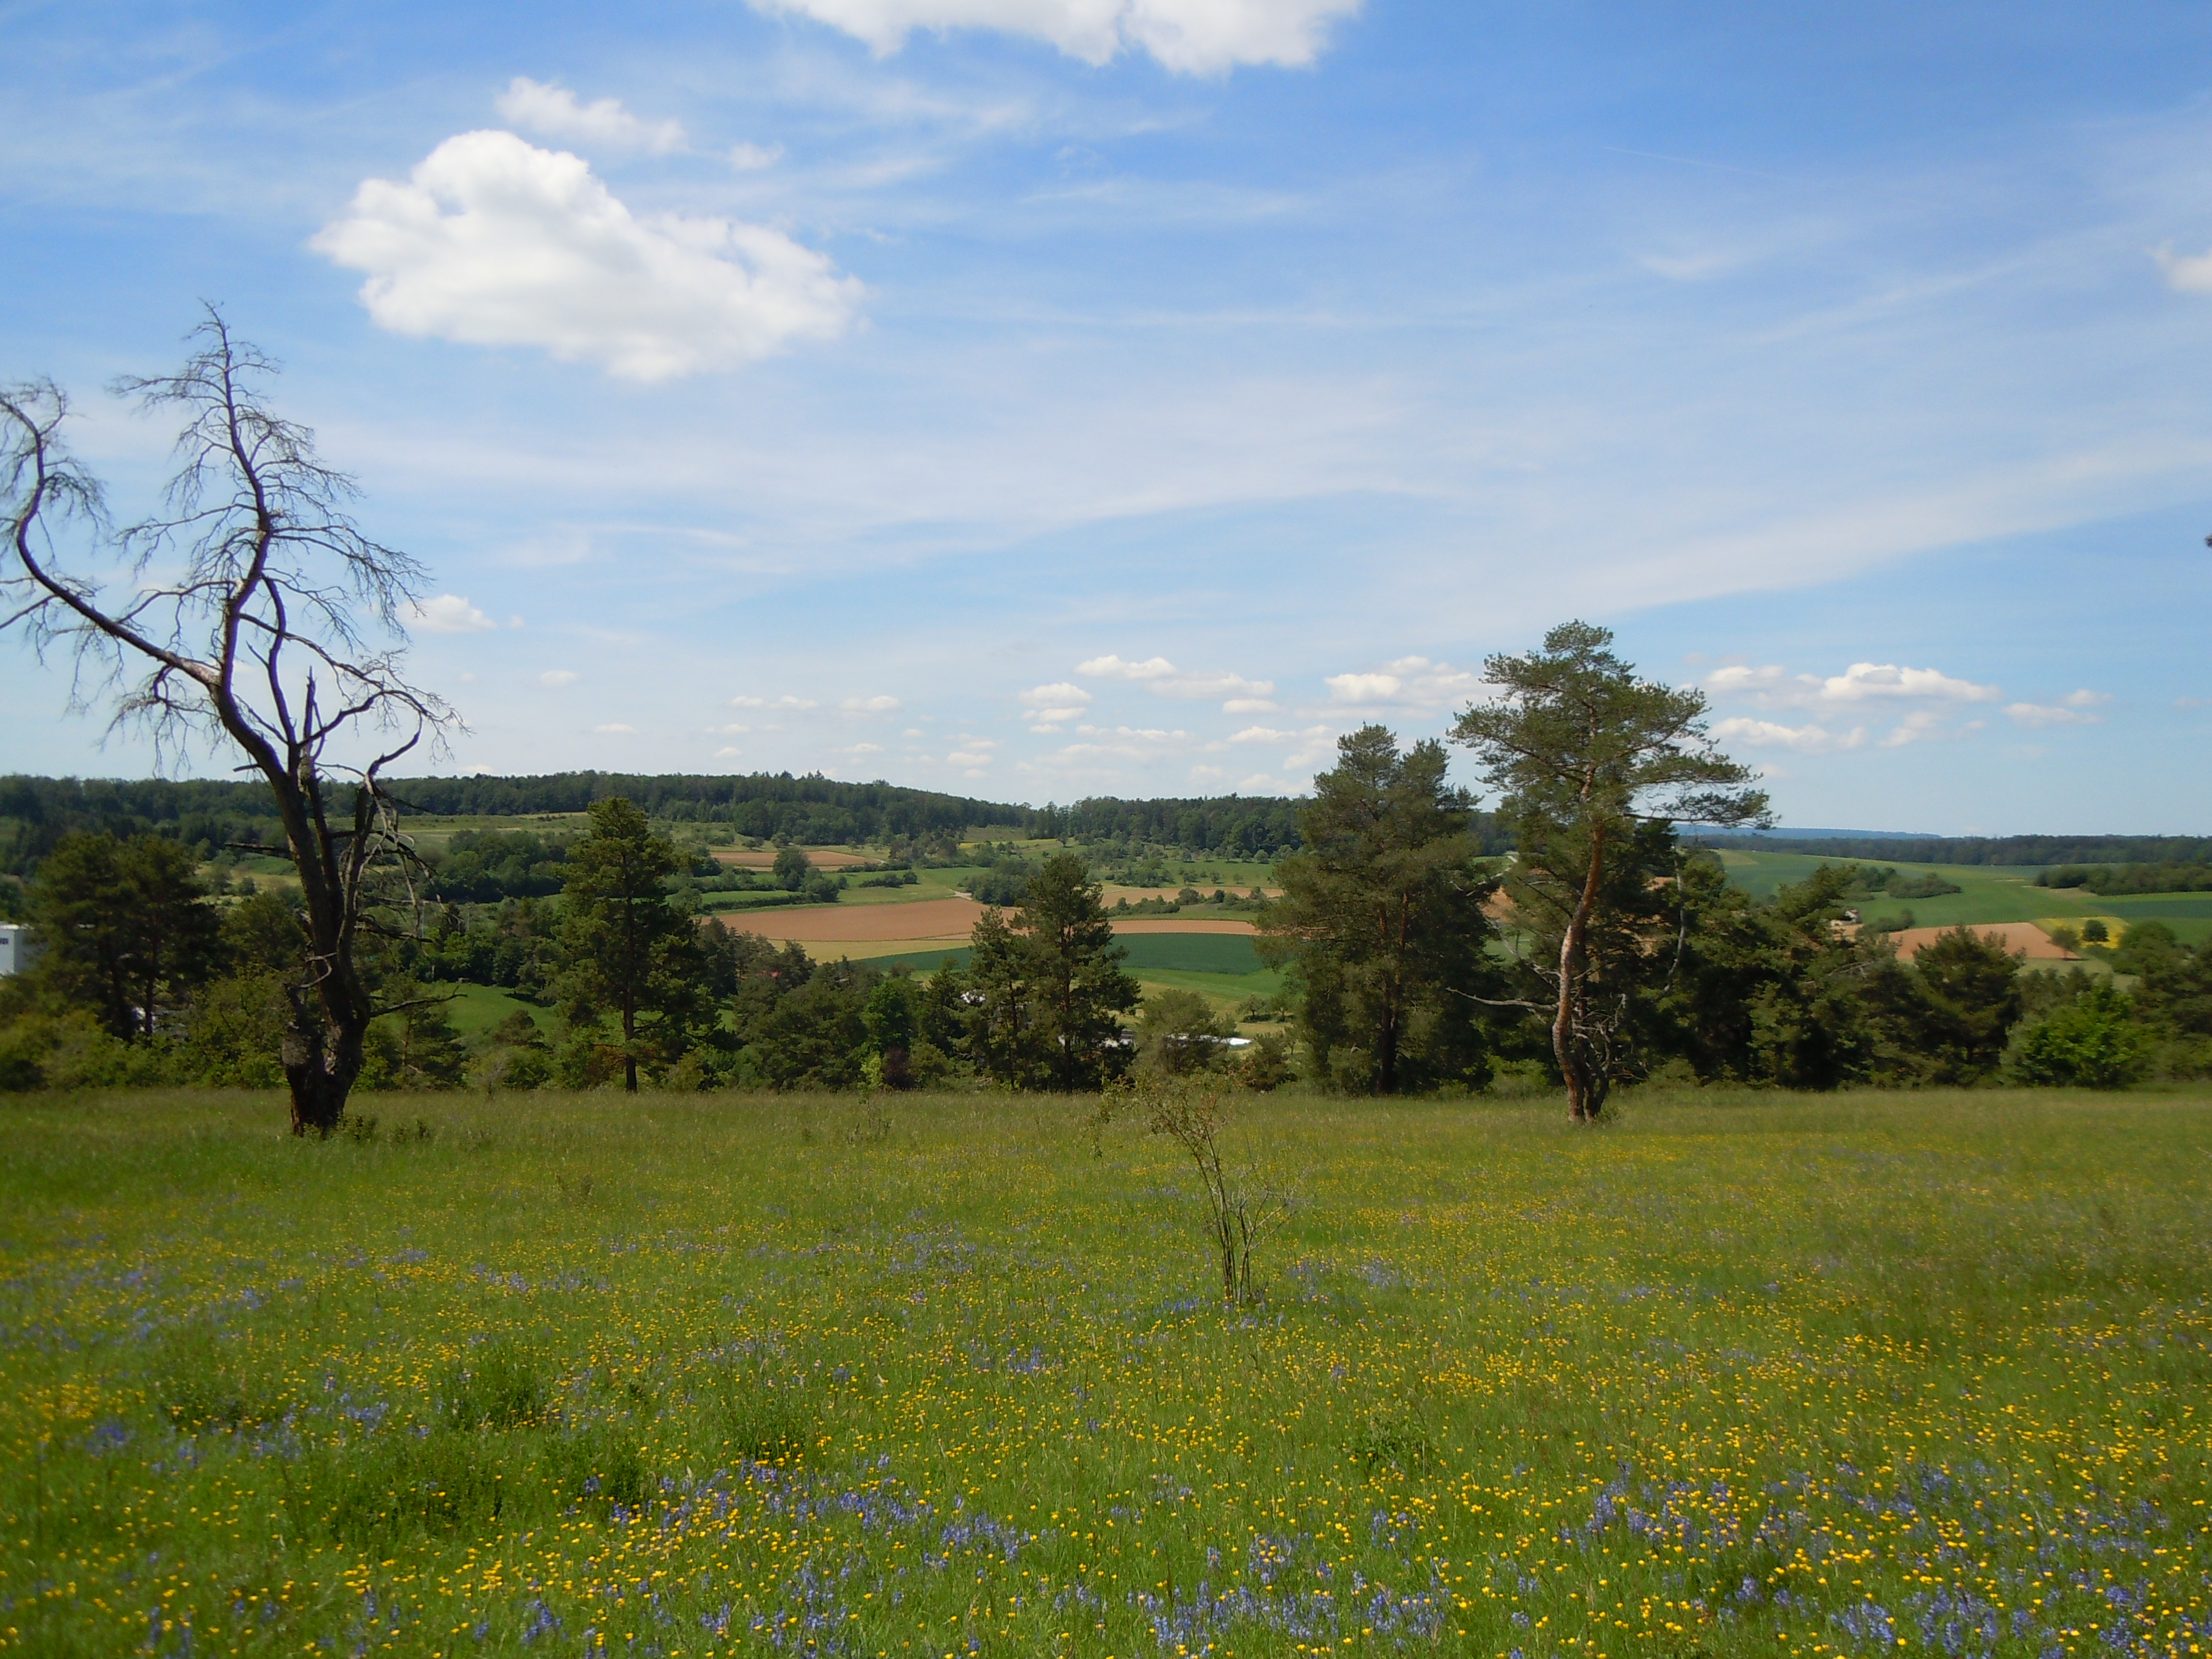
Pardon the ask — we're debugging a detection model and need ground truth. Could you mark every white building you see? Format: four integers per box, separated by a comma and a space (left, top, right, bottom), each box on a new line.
0, 923, 36, 977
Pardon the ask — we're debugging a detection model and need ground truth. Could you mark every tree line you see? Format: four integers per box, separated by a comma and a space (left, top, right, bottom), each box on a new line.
1249, 624, 2211, 1109
2039, 862, 2212, 896
0, 799, 1164, 1098
0, 775, 289, 881
7, 316, 2206, 1126
11, 625, 2205, 1114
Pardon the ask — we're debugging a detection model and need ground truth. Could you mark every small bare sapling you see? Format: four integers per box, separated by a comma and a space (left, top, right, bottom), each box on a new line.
1134, 1074, 1289, 1307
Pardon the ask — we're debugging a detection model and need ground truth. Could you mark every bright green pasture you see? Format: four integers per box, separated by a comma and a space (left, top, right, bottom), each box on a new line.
868, 934, 1276, 985
1709, 850, 2212, 941
436, 983, 552, 1040
1128, 967, 1285, 1011
2, 1090, 2207, 1659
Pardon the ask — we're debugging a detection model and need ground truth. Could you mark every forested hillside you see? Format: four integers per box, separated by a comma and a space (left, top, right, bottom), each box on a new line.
0, 776, 285, 877
4, 771, 2190, 882
0, 771, 1319, 873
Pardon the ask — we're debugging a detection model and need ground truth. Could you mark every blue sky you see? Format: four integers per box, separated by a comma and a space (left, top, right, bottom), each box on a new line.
4, 0, 2210, 832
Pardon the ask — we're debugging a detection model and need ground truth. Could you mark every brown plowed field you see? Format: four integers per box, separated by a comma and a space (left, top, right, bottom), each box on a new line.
711, 898, 1260, 947
1111, 918, 1257, 935
711, 847, 874, 870
1890, 922, 2078, 961
711, 896, 986, 942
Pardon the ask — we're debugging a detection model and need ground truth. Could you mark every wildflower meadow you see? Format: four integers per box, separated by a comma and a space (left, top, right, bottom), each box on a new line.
1, 1087, 2206, 1659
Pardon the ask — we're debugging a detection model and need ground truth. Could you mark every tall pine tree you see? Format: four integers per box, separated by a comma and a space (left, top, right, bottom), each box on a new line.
557, 798, 705, 1092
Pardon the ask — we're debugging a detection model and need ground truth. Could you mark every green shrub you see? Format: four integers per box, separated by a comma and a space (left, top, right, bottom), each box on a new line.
183, 972, 291, 1087
0, 1012, 188, 1091
2011, 982, 2148, 1088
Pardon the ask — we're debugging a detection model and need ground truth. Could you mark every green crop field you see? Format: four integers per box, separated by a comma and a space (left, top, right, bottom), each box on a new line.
1707, 850, 2212, 944
868, 934, 1271, 980
436, 983, 554, 1041
864, 934, 1283, 1016
1122, 966, 1286, 1011
2, 1089, 2206, 1658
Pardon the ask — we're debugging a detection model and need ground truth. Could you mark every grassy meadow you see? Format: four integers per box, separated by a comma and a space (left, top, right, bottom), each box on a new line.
2, 1088, 2207, 1657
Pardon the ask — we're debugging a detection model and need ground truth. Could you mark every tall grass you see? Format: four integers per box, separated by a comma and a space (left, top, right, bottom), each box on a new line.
0, 1085, 2205, 1656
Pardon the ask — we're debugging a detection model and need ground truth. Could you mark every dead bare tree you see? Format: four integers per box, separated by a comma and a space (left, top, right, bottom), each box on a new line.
2, 309, 456, 1134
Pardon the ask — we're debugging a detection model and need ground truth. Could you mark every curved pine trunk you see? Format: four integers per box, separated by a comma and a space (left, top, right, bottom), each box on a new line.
1555, 820, 1607, 1122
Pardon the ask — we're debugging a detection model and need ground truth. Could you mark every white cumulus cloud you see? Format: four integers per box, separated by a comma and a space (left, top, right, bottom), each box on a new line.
745, 0, 1360, 74
1879, 711, 1954, 748
1076, 654, 1272, 705
1022, 680, 1092, 730
842, 694, 902, 712
2005, 701, 2103, 729
494, 77, 686, 153
406, 593, 497, 634
1818, 663, 2001, 704
1079, 653, 1176, 681
729, 142, 785, 172
541, 669, 581, 687
1019, 682, 1093, 722
1706, 661, 2002, 711
1711, 717, 1866, 755
732, 694, 820, 709
1323, 656, 1479, 707
312, 131, 864, 381
2154, 242, 2212, 294
593, 722, 637, 734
